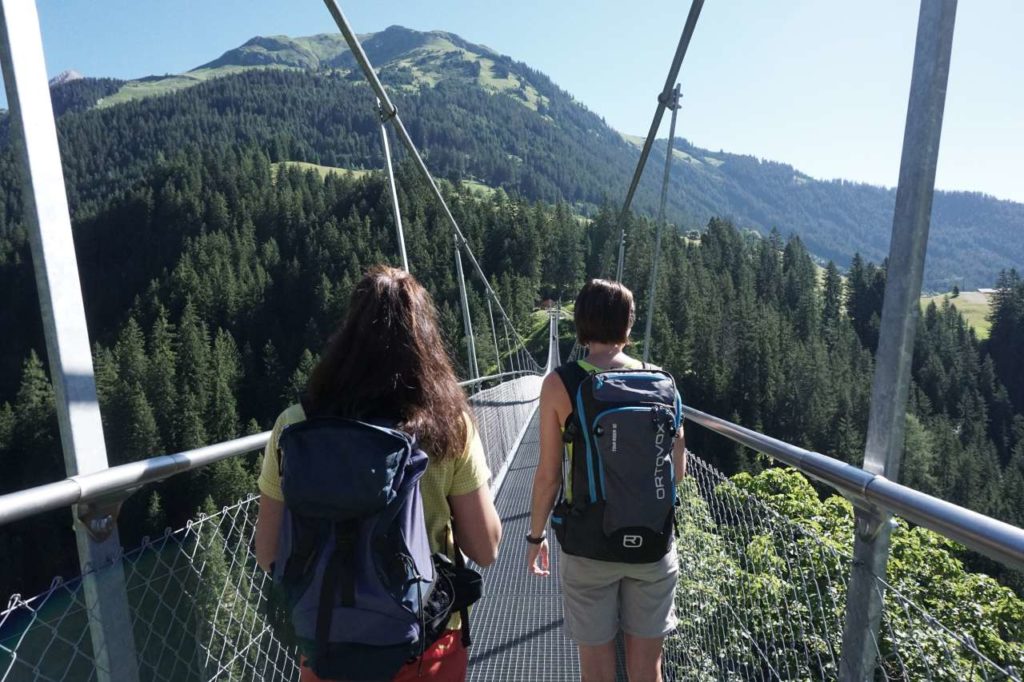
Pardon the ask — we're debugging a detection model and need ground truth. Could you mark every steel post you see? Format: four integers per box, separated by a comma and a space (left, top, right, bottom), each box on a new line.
377, 99, 409, 272
838, 2, 958, 679
643, 84, 681, 363
503, 320, 518, 373
454, 236, 480, 380
487, 298, 502, 373
546, 308, 561, 372
615, 0, 704, 282
0, 2, 139, 680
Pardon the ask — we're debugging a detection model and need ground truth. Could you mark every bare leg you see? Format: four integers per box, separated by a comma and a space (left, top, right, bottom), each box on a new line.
623, 633, 664, 682
578, 639, 617, 682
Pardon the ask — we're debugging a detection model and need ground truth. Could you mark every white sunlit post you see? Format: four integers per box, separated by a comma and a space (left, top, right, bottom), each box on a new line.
377, 98, 409, 272
643, 83, 681, 364
454, 236, 480, 380
839, 1, 957, 679
0, 2, 139, 681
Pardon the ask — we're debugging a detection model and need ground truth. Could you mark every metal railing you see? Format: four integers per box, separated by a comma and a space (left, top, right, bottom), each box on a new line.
0, 370, 542, 531
680, 405, 1024, 572
667, 453, 1023, 681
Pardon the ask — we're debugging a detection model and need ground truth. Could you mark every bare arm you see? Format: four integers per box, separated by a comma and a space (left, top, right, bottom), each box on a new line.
531, 374, 567, 537
526, 373, 568, 576
673, 425, 687, 480
255, 494, 284, 572
450, 485, 502, 567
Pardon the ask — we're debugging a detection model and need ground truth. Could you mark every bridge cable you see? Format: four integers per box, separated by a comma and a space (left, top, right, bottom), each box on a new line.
642, 83, 682, 363
614, 0, 705, 282
321, 0, 539, 372
453, 233, 481, 379
376, 97, 409, 272
487, 297, 503, 374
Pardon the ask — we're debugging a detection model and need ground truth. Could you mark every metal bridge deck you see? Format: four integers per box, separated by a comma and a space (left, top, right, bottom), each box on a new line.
467, 414, 581, 682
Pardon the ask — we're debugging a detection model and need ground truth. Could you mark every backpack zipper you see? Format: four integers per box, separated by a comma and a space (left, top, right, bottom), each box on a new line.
591, 406, 658, 498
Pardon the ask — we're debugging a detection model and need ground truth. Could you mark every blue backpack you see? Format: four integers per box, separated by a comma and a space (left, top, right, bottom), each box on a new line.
552, 361, 682, 563
270, 415, 436, 680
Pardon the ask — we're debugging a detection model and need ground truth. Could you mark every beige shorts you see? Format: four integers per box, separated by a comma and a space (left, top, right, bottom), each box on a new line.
558, 548, 678, 645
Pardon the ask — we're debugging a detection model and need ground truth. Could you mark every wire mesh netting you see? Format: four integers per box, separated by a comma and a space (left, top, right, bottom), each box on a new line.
468, 375, 542, 481
666, 453, 1023, 682
0, 373, 542, 682
0, 497, 295, 682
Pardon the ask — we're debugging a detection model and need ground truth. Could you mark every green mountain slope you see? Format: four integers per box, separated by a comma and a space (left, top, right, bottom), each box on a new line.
36, 25, 1024, 289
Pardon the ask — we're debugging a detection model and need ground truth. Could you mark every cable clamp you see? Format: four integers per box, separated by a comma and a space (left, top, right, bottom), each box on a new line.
76, 487, 140, 543
377, 102, 398, 123
657, 88, 683, 110
852, 504, 894, 543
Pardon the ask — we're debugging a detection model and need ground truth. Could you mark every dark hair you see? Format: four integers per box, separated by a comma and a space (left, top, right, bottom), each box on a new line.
305, 265, 468, 461
574, 279, 635, 345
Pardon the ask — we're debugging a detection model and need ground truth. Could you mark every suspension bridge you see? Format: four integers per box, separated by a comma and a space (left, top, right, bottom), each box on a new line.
1, 0, 1023, 680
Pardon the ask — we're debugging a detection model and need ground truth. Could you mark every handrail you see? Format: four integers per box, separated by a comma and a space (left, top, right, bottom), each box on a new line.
4, 372, 1020, 571
681, 404, 1024, 572
0, 370, 543, 529
460, 370, 538, 389
0, 433, 272, 527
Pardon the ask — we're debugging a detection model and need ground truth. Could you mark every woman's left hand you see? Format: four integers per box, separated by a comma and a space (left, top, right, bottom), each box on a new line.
527, 538, 550, 577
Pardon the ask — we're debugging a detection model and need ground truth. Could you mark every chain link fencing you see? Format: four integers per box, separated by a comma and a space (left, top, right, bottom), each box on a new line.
665, 453, 1023, 681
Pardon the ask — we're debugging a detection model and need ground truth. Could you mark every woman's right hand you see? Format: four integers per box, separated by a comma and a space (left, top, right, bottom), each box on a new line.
527, 538, 550, 577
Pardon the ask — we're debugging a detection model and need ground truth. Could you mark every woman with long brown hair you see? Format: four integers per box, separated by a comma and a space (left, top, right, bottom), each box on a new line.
255, 265, 501, 682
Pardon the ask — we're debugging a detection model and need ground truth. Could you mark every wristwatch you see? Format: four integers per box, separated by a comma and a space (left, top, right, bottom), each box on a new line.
525, 532, 546, 545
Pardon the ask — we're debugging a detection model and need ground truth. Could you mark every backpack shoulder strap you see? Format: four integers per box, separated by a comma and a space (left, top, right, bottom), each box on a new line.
555, 362, 591, 443
449, 521, 472, 648
554, 361, 590, 404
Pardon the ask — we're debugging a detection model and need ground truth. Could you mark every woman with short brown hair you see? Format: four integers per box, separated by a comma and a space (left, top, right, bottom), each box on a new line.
528, 279, 686, 682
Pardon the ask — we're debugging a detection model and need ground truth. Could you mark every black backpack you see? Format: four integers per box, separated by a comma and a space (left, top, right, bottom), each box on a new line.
268, 409, 482, 680
270, 416, 435, 680
552, 361, 682, 563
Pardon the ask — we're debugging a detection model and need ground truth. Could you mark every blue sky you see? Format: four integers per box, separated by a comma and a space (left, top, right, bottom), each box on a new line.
29, 0, 1024, 203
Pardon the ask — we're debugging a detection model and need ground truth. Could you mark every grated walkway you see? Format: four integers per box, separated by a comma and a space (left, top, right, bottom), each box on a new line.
467, 415, 582, 682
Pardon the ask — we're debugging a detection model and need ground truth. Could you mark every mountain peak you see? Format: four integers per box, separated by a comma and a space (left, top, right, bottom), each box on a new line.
196, 25, 500, 74
49, 69, 84, 87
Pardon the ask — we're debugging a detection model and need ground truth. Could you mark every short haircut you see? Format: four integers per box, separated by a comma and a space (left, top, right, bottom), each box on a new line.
574, 279, 635, 345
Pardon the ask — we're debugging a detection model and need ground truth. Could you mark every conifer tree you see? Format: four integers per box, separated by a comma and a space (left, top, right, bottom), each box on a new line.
821, 261, 843, 339
0, 402, 13, 453
145, 491, 166, 537
147, 310, 179, 446
114, 317, 148, 388
206, 328, 241, 443
117, 381, 162, 463
175, 302, 212, 450
12, 352, 60, 481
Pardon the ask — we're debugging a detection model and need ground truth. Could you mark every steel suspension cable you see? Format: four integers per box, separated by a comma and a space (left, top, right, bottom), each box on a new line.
376, 98, 409, 272
453, 234, 480, 379
642, 83, 681, 363
614, 0, 705, 282
321, 0, 535, 359
487, 297, 502, 373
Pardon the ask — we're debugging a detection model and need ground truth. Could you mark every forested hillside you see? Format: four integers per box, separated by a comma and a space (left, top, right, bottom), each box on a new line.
5, 24, 1021, 289
2, 144, 1024, 601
